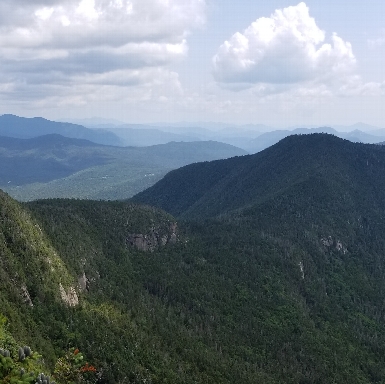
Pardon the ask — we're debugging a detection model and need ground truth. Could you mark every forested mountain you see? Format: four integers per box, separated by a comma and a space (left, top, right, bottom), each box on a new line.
0, 114, 122, 146
0, 134, 110, 185
133, 134, 385, 219
244, 127, 385, 153
0, 135, 246, 200
3, 134, 385, 382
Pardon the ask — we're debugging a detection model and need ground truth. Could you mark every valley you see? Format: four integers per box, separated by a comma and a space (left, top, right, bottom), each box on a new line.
0, 133, 246, 201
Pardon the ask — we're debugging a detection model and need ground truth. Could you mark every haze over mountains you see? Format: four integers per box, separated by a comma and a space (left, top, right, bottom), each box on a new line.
2, 114, 385, 202
63, 116, 385, 152
0, 134, 245, 201
4, 114, 385, 151
0, 114, 123, 146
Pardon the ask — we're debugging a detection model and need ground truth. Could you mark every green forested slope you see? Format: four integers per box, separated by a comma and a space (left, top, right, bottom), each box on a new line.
132, 134, 385, 219
3, 134, 385, 382
0, 189, 80, 378
1, 191, 195, 383
26, 186, 385, 383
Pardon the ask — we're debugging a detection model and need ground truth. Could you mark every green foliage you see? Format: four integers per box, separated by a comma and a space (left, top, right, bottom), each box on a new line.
4, 134, 385, 382
0, 315, 48, 384
133, 133, 385, 220
54, 348, 97, 384
0, 314, 98, 384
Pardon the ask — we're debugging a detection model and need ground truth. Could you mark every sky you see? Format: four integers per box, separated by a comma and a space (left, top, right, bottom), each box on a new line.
0, 0, 384, 128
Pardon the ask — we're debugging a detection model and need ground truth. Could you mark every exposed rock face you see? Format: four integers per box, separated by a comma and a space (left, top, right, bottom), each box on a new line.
78, 272, 90, 292
126, 222, 178, 252
321, 236, 348, 254
59, 283, 79, 307
298, 261, 305, 280
321, 236, 334, 247
21, 285, 33, 307
169, 222, 177, 244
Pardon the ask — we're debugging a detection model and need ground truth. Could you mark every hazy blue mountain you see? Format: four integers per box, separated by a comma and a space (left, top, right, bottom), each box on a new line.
57, 117, 385, 152
141, 125, 264, 150
341, 129, 385, 144
0, 133, 100, 150
152, 121, 273, 132
0, 134, 109, 185
103, 126, 200, 146
244, 127, 385, 153
60, 116, 128, 127
0, 135, 247, 200
333, 122, 385, 132
0, 114, 122, 146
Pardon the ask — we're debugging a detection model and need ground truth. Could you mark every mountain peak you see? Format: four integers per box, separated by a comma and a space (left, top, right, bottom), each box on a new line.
132, 133, 384, 219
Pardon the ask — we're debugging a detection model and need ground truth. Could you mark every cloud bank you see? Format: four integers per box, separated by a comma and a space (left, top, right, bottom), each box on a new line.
0, 0, 206, 107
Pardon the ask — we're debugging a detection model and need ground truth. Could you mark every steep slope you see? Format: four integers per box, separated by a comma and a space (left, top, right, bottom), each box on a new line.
132, 134, 385, 219
0, 190, 80, 366
1, 192, 195, 383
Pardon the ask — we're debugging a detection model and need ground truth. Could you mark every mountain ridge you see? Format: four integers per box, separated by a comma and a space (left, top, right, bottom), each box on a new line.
0, 135, 247, 199
0, 114, 123, 146
132, 133, 385, 219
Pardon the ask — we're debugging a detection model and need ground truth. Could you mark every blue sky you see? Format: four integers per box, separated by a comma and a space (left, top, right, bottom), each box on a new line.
0, 0, 384, 128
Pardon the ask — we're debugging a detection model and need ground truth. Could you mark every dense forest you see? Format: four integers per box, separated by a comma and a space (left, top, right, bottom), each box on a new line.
2, 134, 385, 382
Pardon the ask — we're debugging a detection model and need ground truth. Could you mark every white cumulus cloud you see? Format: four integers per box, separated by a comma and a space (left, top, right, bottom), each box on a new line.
212, 3, 356, 89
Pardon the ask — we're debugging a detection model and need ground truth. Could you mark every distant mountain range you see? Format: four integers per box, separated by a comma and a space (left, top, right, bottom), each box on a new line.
243, 127, 385, 153
3, 113, 385, 203
0, 134, 247, 201
102, 126, 200, 146
103, 124, 385, 152
62, 117, 385, 150
0, 114, 123, 146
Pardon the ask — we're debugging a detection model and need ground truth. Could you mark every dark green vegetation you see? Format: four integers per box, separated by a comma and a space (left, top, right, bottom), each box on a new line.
0, 135, 246, 201
133, 133, 385, 219
3, 134, 385, 382
243, 127, 385, 153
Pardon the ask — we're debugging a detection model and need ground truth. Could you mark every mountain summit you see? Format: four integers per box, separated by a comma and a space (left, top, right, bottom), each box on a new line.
132, 133, 385, 219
